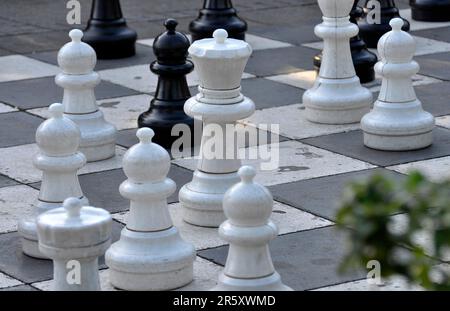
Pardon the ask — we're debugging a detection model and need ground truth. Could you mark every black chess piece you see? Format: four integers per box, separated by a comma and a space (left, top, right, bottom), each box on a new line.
410, 0, 450, 21
359, 0, 410, 48
138, 19, 195, 150
189, 0, 247, 42
314, 1, 377, 83
83, 0, 137, 59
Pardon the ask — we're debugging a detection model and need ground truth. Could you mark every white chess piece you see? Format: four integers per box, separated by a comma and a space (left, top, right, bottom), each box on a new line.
303, 0, 373, 124
37, 197, 112, 291
179, 29, 255, 227
361, 18, 435, 151
212, 166, 291, 291
18, 103, 89, 259
106, 128, 195, 291
56, 29, 117, 162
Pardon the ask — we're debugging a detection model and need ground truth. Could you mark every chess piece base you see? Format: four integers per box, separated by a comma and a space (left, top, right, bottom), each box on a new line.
19, 197, 89, 259
83, 19, 137, 59
212, 272, 293, 291
303, 76, 373, 124
106, 227, 195, 291
410, 0, 450, 22
65, 110, 117, 162
362, 100, 435, 151
179, 170, 240, 228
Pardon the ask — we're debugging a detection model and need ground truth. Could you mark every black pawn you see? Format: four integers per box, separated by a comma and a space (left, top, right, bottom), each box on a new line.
359, 0, 410, 48
138, 19, 194, 150
83, 0, 137, 59
314, 1, 378, 83
410, 0, 450, 22
189, 0, 247, 42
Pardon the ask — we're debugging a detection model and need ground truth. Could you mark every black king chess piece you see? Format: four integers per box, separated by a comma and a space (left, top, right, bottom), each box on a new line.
189, 0, 247, 42
410, 0, 450, 21
138, 19, 194, 150
314, 1, 378, 83
358, 0, 410, 48
83, 0, 137, 59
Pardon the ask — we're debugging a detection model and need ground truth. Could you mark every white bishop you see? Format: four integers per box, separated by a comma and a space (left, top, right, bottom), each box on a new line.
56, 29, 117, 162
361, 18, 435, 150
106, 128, 195, 291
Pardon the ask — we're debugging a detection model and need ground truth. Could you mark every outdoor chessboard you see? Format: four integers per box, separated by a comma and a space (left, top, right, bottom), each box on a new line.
1, 6, 450, 291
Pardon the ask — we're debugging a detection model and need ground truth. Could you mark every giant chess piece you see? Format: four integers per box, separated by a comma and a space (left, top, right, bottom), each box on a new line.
189, 0, 247, 42
106, 128, 195, 291
83, 0, 137, 59
138, 19, 194, 150
18, 103, 89, 259
212, 166, 291, 291
304, 0, 373, 125
361, 19, 435, 151
410, 0, 450, 22
359, 0, 410, 48
179, 29, 255, 227
37, 197, 112, 291
314, 0, 378, 83
56, 29, 117, 162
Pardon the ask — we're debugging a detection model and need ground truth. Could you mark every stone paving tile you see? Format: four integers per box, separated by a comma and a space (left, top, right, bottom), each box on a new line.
113, 201, 333, 250
0, 55, 59, 83
174, 140, 375, 186
0, 112, 43, 148
0, 271, 22, 289
302, 128, 450, 167
313, 276, 423, 291
0, 185, 38, 234
0, 103, 17, 113
269, 168, 406, 221
28, 94, 152, 131
198, 226, 366, 291
416, 52, 450, 81
388, 155, 450, 183
0, 174, 18, 189
0, 144, 126, 184
0, 76, 140, 110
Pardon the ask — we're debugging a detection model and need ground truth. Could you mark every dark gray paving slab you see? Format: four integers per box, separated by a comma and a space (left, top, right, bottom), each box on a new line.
241, 5, 321, 27
0, 48, 11, 56
416, 52, 450, 81
0, 112, 43, 148
0, 285, 38, 291
246, 46, 317, 77
302, 127, 450, 167
0, 31, 71, 54
415, 81, 450, 117
269, 168, 406, 221
29, 165, 193, 212
411, 27, 450, 43
198, 226, 365, 291
0, 222, 123, 283
0, 76, 140, 110
117, 129, 139, 149
28, 43, 154, 71
0, 174, 19, 188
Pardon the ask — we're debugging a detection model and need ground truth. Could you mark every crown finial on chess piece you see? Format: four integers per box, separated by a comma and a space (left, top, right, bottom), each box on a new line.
64, 197, 82, 218
390, 18, 404, 31
238, 165, 256, 183
213, 29, 228, 44
136, 127, 154, 144
48, 103, 64, 118
69, 29, 83, 42
164, 18, 178, 33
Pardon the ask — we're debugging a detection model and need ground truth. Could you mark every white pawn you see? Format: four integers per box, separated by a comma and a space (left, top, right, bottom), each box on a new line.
179, 29, 255, 227
37, 197, 112, 291
212, 166, 291, 291
303, 0, 373, 124
56, 29, 117, 162
106, 128, 195, 291
18, 103, 89, 259
361, 19, 435, 151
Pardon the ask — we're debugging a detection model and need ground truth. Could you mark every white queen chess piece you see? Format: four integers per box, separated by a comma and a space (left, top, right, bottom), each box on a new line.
56, 29, 117, 162
18, 103, 89, 259
361, 18, 435, 151
212, 166, 291, 291
303, 0, 373, 124
179, 29, 255, 227
106, 128, 195, 291
37, 197, 112, 291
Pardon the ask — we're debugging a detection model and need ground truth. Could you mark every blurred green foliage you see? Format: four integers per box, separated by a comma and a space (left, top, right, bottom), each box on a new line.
336, 172, 450, 290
